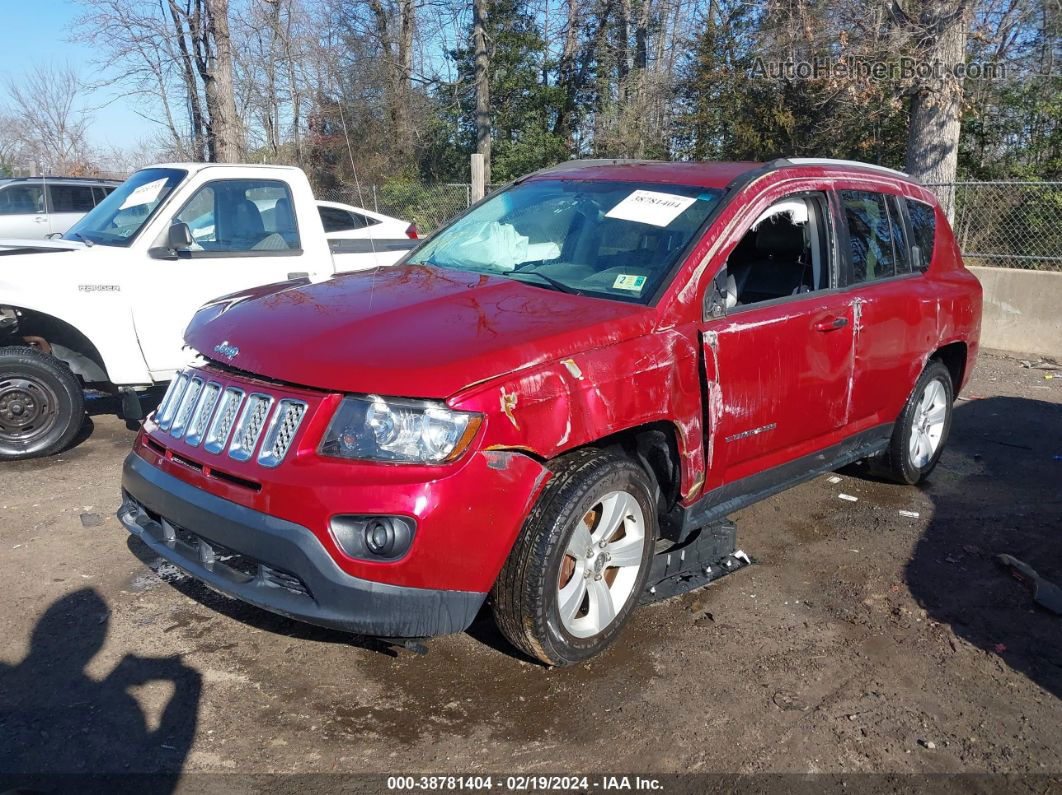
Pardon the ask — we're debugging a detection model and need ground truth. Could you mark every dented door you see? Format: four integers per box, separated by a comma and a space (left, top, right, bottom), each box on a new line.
702, 292, 856, 486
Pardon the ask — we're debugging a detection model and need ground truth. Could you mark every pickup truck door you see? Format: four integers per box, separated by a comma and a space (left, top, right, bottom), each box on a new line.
699, 191, 856, 491
130, 177, 334, 378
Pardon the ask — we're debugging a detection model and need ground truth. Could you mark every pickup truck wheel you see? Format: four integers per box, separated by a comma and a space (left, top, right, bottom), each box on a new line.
0, 346, 85, 460
880, 360, 953, 485
491, 449, 657, 666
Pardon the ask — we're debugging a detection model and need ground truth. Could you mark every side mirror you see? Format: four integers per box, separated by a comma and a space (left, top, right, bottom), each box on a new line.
167, 222, 194, 251
703, 267, 729, 321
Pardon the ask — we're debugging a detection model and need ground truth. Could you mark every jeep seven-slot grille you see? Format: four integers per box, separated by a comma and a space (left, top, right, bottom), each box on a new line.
152, 371, 308, 466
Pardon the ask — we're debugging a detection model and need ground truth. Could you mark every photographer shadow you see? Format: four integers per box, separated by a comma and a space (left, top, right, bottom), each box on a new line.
905, 395, 1062, 700
0, 588, 201, 789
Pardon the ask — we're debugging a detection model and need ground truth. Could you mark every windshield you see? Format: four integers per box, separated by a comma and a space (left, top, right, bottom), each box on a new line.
406, 179, 721, 303
65, 168, 186, 247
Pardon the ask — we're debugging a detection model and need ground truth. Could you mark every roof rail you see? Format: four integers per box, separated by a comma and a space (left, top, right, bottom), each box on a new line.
3, 175, 123, 184
778, 158, 911, 180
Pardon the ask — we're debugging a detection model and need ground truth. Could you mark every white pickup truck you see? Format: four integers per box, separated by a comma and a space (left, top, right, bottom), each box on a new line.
0, 163, 417, 460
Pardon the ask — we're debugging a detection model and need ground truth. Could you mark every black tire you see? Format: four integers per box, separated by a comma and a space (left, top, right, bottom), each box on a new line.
877, 360, 954, 485
491, 448, 657, 666
0, 346, 85, 460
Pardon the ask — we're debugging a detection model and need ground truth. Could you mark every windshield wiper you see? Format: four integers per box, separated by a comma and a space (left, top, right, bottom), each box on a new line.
507, 271, 581, 295
70, 231, 94, 247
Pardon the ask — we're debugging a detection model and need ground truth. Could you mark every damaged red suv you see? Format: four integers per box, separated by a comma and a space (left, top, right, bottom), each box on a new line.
119, 158, 981, 665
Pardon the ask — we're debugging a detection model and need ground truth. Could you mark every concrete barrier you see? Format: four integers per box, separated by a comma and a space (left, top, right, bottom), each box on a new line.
969, 266, 1062, 358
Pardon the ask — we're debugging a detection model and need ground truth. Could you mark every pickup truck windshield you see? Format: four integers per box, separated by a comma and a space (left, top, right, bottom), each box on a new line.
407, 179, 721, 302
65, 168, 186, 247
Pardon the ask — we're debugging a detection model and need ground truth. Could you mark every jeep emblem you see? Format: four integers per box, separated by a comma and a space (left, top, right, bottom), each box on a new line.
214, 341, 239, 360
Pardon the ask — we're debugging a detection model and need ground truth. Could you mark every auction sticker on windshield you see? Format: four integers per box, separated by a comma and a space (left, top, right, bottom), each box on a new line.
605, 189, 696, 227
119, 178, 168, 210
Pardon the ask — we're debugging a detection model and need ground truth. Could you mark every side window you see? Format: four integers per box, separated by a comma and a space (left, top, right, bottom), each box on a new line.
49, 184, 96, 213
905, 199, 936, 270
726, 193, 831, 307
172, 179, 299, 253
351, 211, 379, 228
840, 190, 903, 283
319, 206, 357, 233
92, 186, 114, 205
887, 196, 911, 275
0, 184, 45, 215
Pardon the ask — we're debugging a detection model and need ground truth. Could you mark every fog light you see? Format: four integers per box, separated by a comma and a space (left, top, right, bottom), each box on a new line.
330, 515, 415, 562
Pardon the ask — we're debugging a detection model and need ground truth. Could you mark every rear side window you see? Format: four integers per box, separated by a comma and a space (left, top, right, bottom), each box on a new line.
905, 199, 936, 270
319, 206, 364, 232
49, 184, 96, 213
840, 190, 905, 283
0, 184, 44, 215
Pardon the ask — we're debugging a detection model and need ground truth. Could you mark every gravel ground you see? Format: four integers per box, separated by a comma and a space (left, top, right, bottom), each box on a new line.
1, 351, 1060, 789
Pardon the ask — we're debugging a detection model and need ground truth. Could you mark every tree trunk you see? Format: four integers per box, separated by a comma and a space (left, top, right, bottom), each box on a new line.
203, 0, 243, 162
473, 0, 491, 186
903, 0, 971, 218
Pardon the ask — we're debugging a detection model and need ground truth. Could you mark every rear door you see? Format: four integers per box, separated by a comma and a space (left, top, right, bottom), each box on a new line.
0, 183, 48, 238
46, 183, 97, 235
836, 189, 938, 429
701, 190, 856, 487
130, 177, 330, 377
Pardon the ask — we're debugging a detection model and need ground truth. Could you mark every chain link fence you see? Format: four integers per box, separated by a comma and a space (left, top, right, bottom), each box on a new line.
926, 181, 1062, 272
317, 183, 482, 234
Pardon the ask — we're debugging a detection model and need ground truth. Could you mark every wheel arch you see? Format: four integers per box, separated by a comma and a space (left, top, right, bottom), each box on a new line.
929, 340, 968, 394
1, 305, 110, 384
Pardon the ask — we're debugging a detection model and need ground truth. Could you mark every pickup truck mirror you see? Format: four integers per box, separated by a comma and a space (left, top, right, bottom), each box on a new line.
703, 267, 729, 321
167, 222, 194, 251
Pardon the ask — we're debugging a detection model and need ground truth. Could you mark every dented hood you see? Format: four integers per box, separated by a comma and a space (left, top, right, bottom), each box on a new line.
185, 265, 651, 399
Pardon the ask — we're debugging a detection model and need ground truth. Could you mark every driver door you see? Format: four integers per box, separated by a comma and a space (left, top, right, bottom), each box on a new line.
130, 178, 329, 378
700, 191, 856, 489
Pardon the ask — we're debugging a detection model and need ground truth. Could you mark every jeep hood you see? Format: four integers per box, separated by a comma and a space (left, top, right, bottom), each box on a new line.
185, 264, 653, 399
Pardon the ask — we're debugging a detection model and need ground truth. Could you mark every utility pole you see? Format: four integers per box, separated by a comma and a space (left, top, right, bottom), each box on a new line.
473, 0, 491, 186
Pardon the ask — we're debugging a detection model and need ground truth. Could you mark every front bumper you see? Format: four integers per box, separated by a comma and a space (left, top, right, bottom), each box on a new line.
119, 452, 485, 637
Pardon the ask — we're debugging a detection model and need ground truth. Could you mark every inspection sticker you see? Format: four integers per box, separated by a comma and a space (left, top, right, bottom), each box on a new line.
613, 274, 647, 292
605, 189, 696, 227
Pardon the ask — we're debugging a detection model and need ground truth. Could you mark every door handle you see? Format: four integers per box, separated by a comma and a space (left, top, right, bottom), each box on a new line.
287, 271, 309, 280
813, 316, 849, 332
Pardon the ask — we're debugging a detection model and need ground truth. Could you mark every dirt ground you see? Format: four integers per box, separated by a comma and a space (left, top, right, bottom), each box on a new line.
1, 351, 1060, 789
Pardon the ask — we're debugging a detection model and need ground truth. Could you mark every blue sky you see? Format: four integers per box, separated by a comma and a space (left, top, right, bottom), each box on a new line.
1, 0, 157, 152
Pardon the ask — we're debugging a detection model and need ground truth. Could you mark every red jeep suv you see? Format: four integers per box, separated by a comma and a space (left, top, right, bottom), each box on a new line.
119, 158, 981, 665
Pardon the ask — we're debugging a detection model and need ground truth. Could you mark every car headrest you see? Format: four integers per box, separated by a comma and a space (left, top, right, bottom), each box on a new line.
755, 217, 805, 257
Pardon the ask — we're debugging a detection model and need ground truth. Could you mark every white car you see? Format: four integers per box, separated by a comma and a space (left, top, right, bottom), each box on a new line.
0, 177, 119, 239
316, 200, 417, 242
0, 163, 418, 459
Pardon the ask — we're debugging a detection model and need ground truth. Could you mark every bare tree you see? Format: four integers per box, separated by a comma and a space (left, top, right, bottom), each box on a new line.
4, 64, 93, 173
892, 0, 973, 215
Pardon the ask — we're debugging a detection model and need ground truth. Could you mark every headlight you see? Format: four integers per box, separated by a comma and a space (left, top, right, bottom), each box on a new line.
319, 395, 482, 463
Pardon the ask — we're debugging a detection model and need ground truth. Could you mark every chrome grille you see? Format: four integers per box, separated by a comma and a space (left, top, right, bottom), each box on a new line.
184, 382, 221, 447
168, 377, 203, 438
228, 393, 274, 461
156, 371, 190, 430
203, 387, 245, 454
257, 399, 308, 467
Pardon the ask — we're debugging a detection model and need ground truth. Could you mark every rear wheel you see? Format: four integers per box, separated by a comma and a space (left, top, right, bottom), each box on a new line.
491, 449, 656, 666
0, 346, 84, 460
878, 360, 953, 484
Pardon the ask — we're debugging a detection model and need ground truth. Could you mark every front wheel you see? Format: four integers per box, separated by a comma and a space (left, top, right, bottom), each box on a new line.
491, 449, 657, 666
0, 346, 85, 460
878, 360, 954, 485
